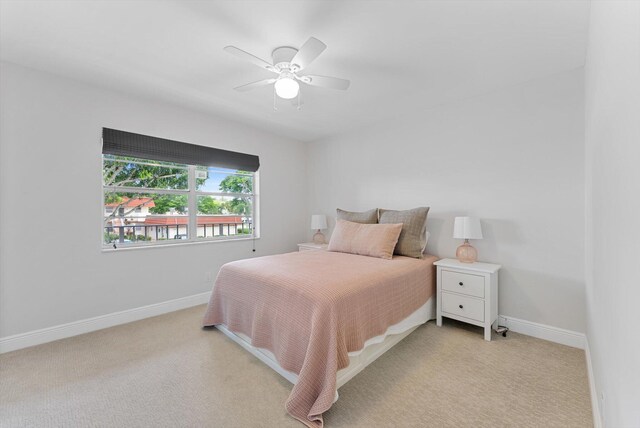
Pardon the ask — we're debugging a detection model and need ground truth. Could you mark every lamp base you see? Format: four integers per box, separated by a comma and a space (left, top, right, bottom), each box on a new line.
456, 241, 478, 263
313, 230, 326, 245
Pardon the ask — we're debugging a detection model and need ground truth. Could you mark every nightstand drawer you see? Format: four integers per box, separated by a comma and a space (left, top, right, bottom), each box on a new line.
442, 270, 485, 298
442, 292, 484, 322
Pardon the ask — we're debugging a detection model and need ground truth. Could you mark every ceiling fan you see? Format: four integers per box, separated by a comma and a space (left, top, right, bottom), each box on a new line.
224, 37, 350, 105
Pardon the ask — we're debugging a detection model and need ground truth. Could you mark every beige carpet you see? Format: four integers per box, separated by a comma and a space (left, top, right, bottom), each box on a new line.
0, 305, 592, 428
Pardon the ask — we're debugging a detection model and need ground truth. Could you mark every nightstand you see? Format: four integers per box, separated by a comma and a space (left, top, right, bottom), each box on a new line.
297, 242, 329, 252
434, 258, 501, 341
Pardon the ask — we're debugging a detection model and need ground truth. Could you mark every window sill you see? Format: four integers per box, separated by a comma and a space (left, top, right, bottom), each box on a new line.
101, 236, 260, 253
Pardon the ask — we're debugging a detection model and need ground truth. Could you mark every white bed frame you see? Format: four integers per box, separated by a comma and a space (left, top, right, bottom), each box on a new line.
216, 296, 435, 401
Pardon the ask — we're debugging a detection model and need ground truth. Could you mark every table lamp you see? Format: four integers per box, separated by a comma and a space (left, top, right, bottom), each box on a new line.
453, 216, 483, 263
311, 214, 328, 244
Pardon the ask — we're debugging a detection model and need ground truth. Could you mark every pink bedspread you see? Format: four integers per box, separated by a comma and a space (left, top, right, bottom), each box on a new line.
202, 250, 437, 427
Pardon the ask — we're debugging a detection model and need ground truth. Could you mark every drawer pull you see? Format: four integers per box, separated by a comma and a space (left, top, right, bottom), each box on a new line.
459, 282, 464, 286
459, 304, 463, 309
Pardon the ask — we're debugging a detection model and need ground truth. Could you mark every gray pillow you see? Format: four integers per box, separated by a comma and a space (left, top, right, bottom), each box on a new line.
379, 207, 430, 258
336, 208, 378, 224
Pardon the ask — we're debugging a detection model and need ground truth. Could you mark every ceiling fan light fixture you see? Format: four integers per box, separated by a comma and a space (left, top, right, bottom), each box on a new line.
274, 76, 299, 99
225, 37, 350, 105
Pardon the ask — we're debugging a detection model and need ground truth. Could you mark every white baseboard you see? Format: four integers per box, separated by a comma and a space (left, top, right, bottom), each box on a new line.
498, 314, 585, 349
0, 299, 586, 353
584, 338, 603, 428
0, 291, 212, 354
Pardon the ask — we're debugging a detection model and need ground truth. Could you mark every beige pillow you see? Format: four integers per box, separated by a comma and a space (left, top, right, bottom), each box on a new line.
328, 219, 402, 260
336, 208, 378, 224
379, 207, 430, 258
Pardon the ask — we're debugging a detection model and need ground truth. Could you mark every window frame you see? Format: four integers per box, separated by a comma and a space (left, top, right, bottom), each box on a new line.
101, 157, 259, 251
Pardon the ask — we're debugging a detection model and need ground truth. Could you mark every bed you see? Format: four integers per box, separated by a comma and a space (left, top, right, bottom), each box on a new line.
203, 249, 437, 427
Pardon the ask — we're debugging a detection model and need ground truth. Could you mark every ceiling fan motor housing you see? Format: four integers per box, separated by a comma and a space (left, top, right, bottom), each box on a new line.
272, 46, 299, 71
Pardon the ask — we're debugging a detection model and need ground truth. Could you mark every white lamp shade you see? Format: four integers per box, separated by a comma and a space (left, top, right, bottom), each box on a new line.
311, 214, 328, 230
453, 216, 483, 240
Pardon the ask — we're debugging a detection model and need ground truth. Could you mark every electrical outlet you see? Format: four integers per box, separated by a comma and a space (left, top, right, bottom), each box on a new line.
205, 271, 213, 283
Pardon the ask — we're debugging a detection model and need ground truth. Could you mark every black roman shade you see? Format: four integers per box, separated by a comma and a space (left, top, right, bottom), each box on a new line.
102, 128, 260, 172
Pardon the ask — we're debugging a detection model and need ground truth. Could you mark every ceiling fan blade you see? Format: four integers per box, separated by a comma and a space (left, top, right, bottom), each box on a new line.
301, 75, 350, 90
233, 78, 277, 92
224, 46, 278, 73
290, 37, 327, 71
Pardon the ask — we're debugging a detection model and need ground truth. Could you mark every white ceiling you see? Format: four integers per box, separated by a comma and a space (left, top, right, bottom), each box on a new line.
0, 0, 590, 142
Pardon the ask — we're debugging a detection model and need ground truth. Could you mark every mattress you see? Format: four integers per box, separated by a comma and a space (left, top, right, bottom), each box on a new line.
219, 295, 435, 392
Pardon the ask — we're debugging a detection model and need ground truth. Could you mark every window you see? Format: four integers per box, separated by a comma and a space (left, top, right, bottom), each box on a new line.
101, 128, 259, 249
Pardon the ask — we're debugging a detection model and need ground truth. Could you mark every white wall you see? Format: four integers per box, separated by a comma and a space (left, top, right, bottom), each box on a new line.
0, 61, 308, 338
308, 69, 586, 332
584, 1, 640, 426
